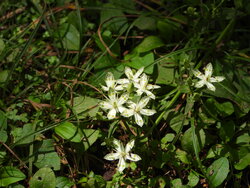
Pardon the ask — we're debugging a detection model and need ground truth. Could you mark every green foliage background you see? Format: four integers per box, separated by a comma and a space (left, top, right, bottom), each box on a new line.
0, 0, 249, 187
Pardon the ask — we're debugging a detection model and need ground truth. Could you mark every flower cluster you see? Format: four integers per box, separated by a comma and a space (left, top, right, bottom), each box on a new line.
192, 63, 225, 91
99, 67, 160, 127
104, 139, 141, 172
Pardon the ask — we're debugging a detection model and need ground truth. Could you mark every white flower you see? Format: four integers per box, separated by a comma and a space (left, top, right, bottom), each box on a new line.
101, 72, 124, 92
99, 92, 129, 119
192, 63, 225, 91
104, 139, 141, 172
116, 67, 144, 89
134, 73, 160, 99
122, 97, 156, 127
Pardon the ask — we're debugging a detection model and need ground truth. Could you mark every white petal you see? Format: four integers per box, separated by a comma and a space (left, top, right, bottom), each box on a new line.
118, 106, 126, 113
205, 82, 216, 91
125, 140, 135, 153
126, 153, 141, 162
114, 85, 124, 91
134, 113, 144, 127
210, 76, 225, 83
117, 78, 130, 85
107, 108, 117, 119
106, 72, 115, 88
145, 90, 155, 99
121, 108, 134, 117
192, 69, 204, 80
195, 80, 205, 88
117, 157, 126, 172
127, 101, 136, 109
101, 85, 109, 91
125, 67, 133, 79
147, 84, 161, 90
204, 63, 213, 78
104, 152, 120, 161
135, 88, 143, 96
109, 91, 116, 101
140, 73, 148, 87
113, 139, 123, 152
134, 67, 144, 79
118, 93, 129, 105
140, 109, 156, 116
138, 97, 150, 109
99, 101, 113, 109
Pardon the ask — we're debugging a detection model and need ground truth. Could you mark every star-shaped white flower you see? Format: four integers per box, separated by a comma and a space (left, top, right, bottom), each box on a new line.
122, 97, 156, 127
101, 72, 124, 92
116, 67, 144, 89
134, 73, 160, 99
192, 63, 225, 91
104, 139, 141, 172
99, 92, 129, 119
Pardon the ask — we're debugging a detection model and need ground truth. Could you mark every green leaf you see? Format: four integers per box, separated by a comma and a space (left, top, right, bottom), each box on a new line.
0, 166, 26, 187
218, 120, 235, 142
34, 139, 60, 171
170, 113, 188, 133
234, 153, 250, 170
176, 149, 190, 164
161, 133, 175, 144
0, 38, 5, 53
29, 168, 56, 188
187, 171, 199, 187
134, 16, 156, 31
56, 177, 74, 188
59, 24, 80, 50
0, 70, 10, 84
125, 52, 154, 74
82, 129, 100, 151
0, 110, 7, 130
0, 130, 7, 143
11, 124, 34, 145
100, 3, 128, 33
206, 157, 229, 187
55, 121, 82, 142
134, 36, 164, 53
70, 96, 100, 119
156, 63, 175, 85
181, 128, 206, 153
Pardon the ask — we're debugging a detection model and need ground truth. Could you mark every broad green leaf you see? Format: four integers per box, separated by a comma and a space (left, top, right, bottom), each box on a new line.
29, 168, 56, 188
0, 38, 5, 53
94, 30, 121, 56
11, 124, 34, 145
125, 52, 154, 74
170, 113, 188, 133
56, 177, 74, 188
234, 153, 250, 170
219, 120, 235, 142
0, 151, 6, 165
59, 24, 80, 50
55, 121, 82, 142
69, 96, 100, 119
0, 110, 7, 130
82, 129, 100, 151
134, 36, 164, 53
187, 171, 199, 187
0, 166, 26, 187
156, 63, 175, 85
206, 145, 224, 159
161, 133, 175, 144
134, 16, 156, 31
100, 3, 128, 33
34, 139, 60, 171
206, 157, 229, 187
181, 128, 206, 153
176, 149, 190, 164
0, 130, 7, 143
0, 70, 10, 83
